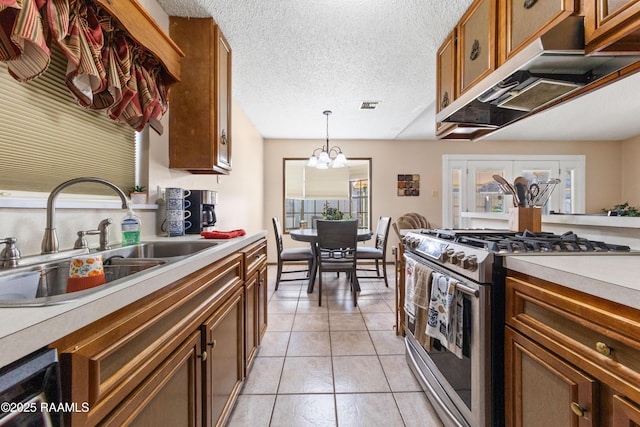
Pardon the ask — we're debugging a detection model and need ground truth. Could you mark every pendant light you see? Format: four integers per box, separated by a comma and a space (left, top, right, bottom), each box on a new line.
307, 110, 347, 169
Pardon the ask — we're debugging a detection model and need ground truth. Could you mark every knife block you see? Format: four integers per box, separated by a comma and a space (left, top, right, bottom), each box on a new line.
508, 207, 542, 232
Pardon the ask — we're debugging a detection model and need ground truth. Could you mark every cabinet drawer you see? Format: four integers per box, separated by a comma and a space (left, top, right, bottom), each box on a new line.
503, 0, 577, 62
240, 238, 267, 280
58, 254, 243, 425
458, 0, 497, 94
506, 274, 640, 401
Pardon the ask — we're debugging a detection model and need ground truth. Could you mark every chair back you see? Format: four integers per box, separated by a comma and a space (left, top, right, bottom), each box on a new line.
272, 217, 285, 255
373, 217, 391, 251
316, 220, 358, 263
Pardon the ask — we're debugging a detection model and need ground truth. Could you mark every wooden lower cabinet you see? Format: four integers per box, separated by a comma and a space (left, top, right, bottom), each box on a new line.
257, 263, 268, 341
505, 327, 598, 426
505, 272, 640, 427
100, 331, 203, 426
52, 247, 263, 427
202, 286, 244, 427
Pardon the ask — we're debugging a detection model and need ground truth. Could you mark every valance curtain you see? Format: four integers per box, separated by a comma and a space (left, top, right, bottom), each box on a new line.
0, 0, 169, 134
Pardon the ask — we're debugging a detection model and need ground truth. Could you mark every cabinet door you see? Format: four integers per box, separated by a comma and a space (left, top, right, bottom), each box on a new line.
436, 30, 456, 116
458, 0, 497, 94
503, 0, 576, 62
584, 0, 640, 53
215, 26, 232, 172
245, 271, 259, 373
505, 327, 598, 427
169, 17, 232, 174
257, 263, 268, 341
613, 395, 640, 426
202, 287, 244, 427
101, 331, 203, 427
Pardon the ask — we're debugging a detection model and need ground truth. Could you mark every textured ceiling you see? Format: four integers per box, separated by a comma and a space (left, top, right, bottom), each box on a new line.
157, 0, 640, 141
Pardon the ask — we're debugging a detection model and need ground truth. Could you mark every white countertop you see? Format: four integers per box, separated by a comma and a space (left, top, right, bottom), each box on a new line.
0, 232, 266, 369
505, 253, 640, 308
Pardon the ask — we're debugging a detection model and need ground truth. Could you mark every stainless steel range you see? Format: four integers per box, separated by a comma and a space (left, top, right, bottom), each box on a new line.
402, 229, 630, 427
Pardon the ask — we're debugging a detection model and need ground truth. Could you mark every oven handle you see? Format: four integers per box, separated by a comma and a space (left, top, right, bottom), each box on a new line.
455, 282, 480, 298
406, 340, 467, 427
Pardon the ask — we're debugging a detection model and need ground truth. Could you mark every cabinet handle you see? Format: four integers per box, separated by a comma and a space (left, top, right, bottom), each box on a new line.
208, 339, 217, 349
441, 92, 449, 109
523, 0, 537, 9
595, 341, 613, 356
570, 402, 585, 417
469, 40, 480, 61
221, 130, 227, 145
199, 351, 208, 362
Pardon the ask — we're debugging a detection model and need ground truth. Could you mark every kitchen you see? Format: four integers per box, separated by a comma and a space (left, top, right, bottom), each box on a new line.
1, 0, 640, 426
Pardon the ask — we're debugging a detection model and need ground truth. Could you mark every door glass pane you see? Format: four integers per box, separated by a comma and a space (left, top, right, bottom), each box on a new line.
474, 168, 505, 214
562, 168, 575, 213
452, 168, 462, 228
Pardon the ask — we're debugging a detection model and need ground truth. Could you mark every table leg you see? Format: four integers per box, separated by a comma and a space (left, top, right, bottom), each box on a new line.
307, 243, 318, 293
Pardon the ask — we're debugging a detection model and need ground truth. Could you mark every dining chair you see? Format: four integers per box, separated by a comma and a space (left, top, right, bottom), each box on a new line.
357, 216, 391, 287
272, 217, 314, 290
316, 220, 359, 307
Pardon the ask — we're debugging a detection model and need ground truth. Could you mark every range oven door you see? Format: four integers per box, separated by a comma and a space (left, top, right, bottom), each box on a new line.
404, 253, 492, 427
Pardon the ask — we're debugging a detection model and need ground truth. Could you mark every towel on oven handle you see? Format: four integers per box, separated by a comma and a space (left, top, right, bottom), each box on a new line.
426, 273, 464, 358
412, 262, 434, 351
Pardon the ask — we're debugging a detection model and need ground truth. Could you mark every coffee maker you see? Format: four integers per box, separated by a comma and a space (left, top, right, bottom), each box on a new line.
185, 190, 217, 234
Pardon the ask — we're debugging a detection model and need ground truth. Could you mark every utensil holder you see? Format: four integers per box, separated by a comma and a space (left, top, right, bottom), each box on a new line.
508, 207, 542, 232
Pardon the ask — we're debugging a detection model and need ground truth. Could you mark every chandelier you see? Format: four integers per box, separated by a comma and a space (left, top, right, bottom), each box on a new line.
307, 110, 347, 169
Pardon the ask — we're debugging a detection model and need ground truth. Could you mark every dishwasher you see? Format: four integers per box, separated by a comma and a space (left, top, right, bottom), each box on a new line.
0, 347, 62, 426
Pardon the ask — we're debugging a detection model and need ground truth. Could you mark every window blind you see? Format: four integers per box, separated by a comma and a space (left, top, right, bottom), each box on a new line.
0, 46, 135, 196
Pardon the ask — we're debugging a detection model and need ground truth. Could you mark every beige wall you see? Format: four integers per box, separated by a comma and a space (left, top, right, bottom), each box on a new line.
622, 135, 640, 206
264, 137, 625, 261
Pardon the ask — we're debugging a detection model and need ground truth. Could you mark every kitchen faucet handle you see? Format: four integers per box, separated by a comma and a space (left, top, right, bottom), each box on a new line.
74, 231, 91, 249
0, 237, 21, 268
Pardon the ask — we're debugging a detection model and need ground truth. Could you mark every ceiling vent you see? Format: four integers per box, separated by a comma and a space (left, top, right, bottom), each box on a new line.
359, 101, 379, 110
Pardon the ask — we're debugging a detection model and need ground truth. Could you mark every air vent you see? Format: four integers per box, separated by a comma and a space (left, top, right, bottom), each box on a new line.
360, 101, 379, 110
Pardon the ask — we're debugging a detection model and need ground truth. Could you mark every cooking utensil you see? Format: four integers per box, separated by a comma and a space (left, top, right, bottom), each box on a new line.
514, 182, 527, 207
531, 178, 560, 207
492, 174, 518, 207
528, 183, 540, 206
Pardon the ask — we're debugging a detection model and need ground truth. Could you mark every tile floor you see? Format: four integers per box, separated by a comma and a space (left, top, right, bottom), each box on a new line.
227, 264, 444, 427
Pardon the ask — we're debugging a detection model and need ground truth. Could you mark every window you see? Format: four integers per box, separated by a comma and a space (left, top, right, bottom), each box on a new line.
0, 46, 136, 196
443, 155, 585, 228
283, 158, 371, 232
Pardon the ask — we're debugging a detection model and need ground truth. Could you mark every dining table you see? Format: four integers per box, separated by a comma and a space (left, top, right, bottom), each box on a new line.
289, 228, 373, 293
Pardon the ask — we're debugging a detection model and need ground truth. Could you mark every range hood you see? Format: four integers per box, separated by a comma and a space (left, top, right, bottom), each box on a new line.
436, 17, 640, 131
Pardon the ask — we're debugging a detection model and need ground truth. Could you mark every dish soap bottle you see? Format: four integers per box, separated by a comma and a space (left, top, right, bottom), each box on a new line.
121, 206, 141, 246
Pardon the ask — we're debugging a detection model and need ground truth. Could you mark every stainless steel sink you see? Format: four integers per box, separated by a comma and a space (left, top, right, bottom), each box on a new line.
0, 240, 219, 307
0, 258, 166, 306
101, 241, 219, 260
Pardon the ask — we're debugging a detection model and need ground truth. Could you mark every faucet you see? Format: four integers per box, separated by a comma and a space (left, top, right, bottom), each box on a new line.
73, 218, 114, 251
42, 177, 129, 254
0, 237, 21, 268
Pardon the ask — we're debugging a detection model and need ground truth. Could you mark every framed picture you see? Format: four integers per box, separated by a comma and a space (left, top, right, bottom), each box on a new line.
398, 174, 420, 196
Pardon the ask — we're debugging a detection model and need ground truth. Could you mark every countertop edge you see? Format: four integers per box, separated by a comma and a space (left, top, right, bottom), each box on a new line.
505, 255, 640, 309
0, 232, 266, 369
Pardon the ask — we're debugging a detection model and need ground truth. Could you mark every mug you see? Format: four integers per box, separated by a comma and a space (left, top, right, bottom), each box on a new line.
166, 198, 191, 210
166, 209, 191, 221
165, 188, 191, 200
166, 220, 192, 236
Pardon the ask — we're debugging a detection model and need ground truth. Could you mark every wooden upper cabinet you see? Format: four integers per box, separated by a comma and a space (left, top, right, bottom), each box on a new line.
457, 0, 497, 95
169, 17, 232, 174
436, 30, 457, 116
584, 0, 640, 54
501, 0, 578, 63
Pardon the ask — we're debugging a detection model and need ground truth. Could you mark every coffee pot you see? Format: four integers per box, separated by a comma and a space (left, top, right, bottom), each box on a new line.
185, 190, 217, 233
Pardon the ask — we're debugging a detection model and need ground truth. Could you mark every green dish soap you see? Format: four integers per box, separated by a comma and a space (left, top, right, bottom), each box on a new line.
121, 206, 141, 246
